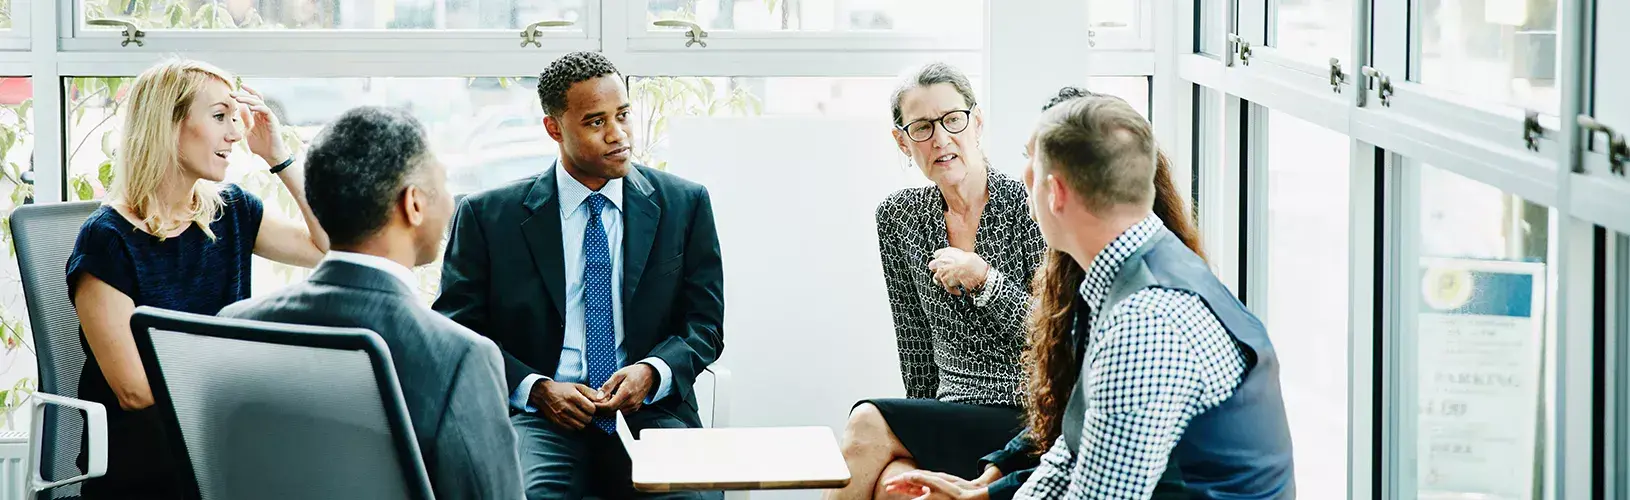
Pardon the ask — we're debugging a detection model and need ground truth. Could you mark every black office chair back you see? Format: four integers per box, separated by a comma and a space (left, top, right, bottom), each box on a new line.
11, 201, 101, 498
129, 307, 434, 500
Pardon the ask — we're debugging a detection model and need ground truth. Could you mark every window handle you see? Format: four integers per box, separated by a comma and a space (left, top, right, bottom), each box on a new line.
1226, 34, 1252, 66
87, 19, 145, 47
1578, 115, 1629, 176
653, 20, 709, 48
520, 20, 574, 48
1360, 66, 1393, 107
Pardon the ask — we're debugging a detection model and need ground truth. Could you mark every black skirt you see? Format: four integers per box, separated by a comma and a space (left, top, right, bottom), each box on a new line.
855, 398, 1026, 480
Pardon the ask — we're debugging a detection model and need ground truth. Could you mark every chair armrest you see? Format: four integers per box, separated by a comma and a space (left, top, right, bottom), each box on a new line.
702, 365, 732, 428
29, 393, 108, 492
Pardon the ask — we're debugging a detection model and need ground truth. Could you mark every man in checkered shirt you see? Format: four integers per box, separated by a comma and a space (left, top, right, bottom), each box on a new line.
889, 92, 1296, 500
1015, 92, 1297, 499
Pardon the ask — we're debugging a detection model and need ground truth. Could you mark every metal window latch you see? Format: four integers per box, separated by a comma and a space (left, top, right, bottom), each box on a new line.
1522, 110, 1545, 152
1360, 66, 1393, 106
1328, 58, 1346, 93
87, 19, 145, 47
1226, 34, 1252, 65
1088, 29, 1097, 48
519, 20, 573, 48
653, 20, 709, 48
1579, 115, 1630, 176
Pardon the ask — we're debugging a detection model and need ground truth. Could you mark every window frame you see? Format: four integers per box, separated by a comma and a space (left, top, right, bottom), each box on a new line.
1609, 233, 1629, 500
62, 0, 600, 53
622, 0, 983, 52
0, 0, 32, 51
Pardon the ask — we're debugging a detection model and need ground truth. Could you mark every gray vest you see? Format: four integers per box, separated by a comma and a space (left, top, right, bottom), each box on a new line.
1063, 228, 1296, 499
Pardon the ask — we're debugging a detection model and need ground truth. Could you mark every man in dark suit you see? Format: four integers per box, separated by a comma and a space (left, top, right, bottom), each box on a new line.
221, 106, 524, 500
433, 51, 726, 499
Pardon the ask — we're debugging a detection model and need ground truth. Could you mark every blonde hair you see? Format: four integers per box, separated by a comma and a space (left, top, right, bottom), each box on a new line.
111, 58, 236, 240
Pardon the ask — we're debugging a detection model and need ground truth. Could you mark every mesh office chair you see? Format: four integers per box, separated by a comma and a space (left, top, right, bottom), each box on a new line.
128, 306, 434, 500
11, 201, 105, 499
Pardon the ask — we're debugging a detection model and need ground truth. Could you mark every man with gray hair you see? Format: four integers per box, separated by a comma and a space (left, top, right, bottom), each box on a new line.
221, 106, 524, 500
1010, 92, 1296, 498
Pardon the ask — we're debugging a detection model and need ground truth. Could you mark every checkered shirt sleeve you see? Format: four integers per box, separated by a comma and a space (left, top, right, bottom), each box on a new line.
1014, 288, 1246, 499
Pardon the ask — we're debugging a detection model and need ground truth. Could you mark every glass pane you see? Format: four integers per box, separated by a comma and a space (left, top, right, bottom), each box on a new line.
1416, 0, 1561, 114
81, 0, 585, 30
65, 76, 551, 301
1413, 163, 1555, 499
0, 1, 12, 30
0, 77, 35, 429
1273, 0, 1352, 63
1200, 0, 1223, 54
628, 75, 992, 169
1087, 76, 1150, 120
647, 0, 980, 34
1593, 0, 1630, 133
1266, 109, 1351, 500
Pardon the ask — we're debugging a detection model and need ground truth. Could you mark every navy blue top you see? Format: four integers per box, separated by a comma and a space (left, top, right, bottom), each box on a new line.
64, 184, 263, 496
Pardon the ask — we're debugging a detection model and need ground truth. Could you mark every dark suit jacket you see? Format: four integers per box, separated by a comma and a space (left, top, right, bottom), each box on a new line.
433, 164, 725, 429
220, 260, 524, 500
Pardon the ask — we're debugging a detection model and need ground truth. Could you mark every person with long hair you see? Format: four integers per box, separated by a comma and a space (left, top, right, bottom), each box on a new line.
886, 88, 1293, 499
826, 62, 1046, 500
66, 58, 330, 498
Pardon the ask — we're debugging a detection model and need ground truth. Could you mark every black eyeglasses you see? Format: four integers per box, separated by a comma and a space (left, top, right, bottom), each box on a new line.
897, 109, 973, 143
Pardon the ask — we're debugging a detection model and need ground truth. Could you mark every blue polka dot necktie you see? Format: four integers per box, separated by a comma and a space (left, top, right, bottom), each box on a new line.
583, 193, 618, 434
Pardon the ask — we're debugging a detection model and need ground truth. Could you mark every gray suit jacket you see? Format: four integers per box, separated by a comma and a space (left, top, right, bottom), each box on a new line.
221, 259, 524, 500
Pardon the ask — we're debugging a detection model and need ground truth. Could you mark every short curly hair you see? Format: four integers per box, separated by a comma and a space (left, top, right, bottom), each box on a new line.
536, 51, 621, 117
1042, 86, 1108, 111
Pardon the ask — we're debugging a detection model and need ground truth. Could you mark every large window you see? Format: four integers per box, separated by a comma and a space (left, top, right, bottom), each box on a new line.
64, 75, 554, 301
1272, 0, 1351, 64
1411, 163, 1555, 499
644, 0, 981, 34
65, 76, 552, 201
0, 77, 34, 426
80, 0, 587, 30
1264, 108, 1351, 500
1415, 0, 1561, 114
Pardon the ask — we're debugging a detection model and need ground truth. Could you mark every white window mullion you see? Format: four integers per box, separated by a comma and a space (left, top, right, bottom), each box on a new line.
1610, 235, 1629, 500
1383, 152, 1423, 500
1549, 0, 1594, 493
31, 0, 63, 203
1205, 94, 1246, 294
1346, 139, 1379, 500
1345, 4, 1375, 499
1242, 103, 1270, 311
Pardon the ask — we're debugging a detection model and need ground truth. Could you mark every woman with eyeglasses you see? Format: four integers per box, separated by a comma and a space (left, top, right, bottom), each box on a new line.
825, 62, 1045, 500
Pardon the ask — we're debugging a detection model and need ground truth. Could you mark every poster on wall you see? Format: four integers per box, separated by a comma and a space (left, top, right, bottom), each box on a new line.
1416, 257, 1546, 500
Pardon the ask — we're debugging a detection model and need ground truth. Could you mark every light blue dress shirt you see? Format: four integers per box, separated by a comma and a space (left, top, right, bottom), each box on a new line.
510, 165, 674, 412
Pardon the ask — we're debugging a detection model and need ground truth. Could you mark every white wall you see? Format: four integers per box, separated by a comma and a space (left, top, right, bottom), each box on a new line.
666, 116, 929, 499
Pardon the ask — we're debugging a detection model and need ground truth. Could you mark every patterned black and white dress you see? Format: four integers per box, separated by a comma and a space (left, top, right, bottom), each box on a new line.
860, 167, 1046, 479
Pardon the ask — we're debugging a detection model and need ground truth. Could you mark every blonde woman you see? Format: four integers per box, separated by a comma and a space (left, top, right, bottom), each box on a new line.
66, 59, 329, 498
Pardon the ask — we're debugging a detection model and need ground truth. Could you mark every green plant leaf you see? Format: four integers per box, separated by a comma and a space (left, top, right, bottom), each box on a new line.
72, 177, 92, 201
98, 160, 115, 190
